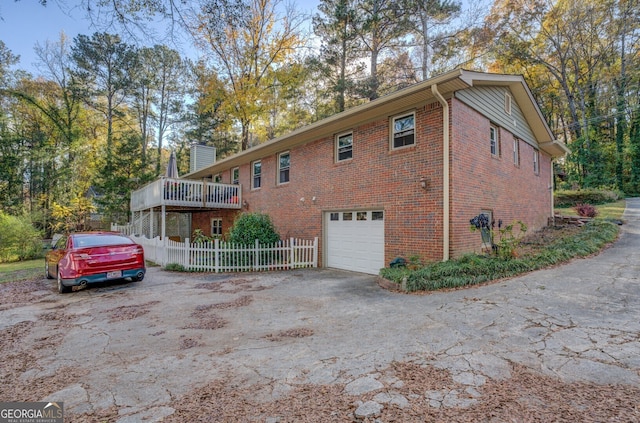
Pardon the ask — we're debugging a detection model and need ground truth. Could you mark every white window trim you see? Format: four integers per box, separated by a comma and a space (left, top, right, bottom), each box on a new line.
278, 151, 290, 185
390, 111, 416, 150
533, 150, 540, 175
252, 160, 262, 189
231, 167, 239, 185
211, 218, 223, 238
335, 131, 353, 162
513, 139, 520, 167
490, 125, 500, 157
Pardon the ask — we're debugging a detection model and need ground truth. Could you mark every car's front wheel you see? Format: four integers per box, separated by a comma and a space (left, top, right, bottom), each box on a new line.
57, 271, 72, 294
45, 261, 53, 279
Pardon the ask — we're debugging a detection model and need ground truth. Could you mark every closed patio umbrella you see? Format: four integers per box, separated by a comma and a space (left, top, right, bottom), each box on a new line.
166, 151, 179, 179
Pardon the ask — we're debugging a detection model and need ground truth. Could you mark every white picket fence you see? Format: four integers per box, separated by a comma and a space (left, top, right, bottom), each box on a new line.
128, 234, 318, 273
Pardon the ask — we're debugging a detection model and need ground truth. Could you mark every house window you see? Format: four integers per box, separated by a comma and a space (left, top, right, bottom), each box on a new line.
372, 211, 384, 221
211, 218, 223, 238
490, 125, 500, 157
533, 150, 540, 175
278, 151, 290, 184
252, 160, 262, 189
513, 139, 520, 166
391, 112, 415, 149
232, 167, 239, 185
336, 132, 353, 162
505, 93, 512, 115
214, 173, 222, 183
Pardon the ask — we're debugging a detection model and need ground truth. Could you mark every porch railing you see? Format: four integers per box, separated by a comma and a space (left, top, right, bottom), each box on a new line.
130, 177, 242, 211
128, 234, 318, 273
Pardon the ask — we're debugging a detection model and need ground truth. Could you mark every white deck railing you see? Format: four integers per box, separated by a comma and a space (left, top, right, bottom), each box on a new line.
130, 177, 242, 211
128, 234, 318, 273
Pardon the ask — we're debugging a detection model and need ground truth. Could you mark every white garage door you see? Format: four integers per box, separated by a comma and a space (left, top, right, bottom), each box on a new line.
325, 210, 385, 275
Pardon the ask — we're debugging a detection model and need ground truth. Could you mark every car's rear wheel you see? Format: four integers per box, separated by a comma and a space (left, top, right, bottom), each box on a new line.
57, 271, 71, 294
45, 261, 53, 279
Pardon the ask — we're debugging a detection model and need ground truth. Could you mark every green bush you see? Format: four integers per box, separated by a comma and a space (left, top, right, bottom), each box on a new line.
0, 212, 43, 262
228, 212, 280, 245
554, 189, 622, 207
164, 263, 186, 272
380, 220, 619, 292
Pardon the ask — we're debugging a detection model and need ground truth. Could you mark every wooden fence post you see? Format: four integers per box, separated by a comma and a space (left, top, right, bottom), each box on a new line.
214, 238, 220, 273
184, 238, 190, 269
313, 237, 319, 268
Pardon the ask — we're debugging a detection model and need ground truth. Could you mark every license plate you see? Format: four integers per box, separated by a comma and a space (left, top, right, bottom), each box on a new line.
106, 270, 122, 279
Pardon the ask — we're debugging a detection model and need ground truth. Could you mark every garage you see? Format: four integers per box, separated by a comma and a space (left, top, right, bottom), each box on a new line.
325, 210, 385, 275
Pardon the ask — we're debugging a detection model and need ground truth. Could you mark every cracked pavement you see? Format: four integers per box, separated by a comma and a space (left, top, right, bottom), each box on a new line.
1, 198, 639, 421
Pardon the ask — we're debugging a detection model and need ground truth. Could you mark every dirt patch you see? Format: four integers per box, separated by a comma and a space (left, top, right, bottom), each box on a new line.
0, 278, 54, 310
179, 335, 204, 350
0, 320, 89, 402
193, 277, 270, 293
264, 327, 314, 342
163, 361, 640, 422
517, 224, 583, 256
106, 301, 161, 322
182, 314, 228, 330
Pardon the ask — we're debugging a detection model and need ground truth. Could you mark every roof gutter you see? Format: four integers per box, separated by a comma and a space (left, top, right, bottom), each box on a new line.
432, 83, 450, 262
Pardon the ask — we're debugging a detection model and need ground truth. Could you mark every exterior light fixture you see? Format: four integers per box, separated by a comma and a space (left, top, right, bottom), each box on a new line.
420, 176, 428, 190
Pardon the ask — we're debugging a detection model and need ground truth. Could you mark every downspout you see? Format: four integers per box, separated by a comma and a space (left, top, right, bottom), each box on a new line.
550, 158, 555, 225
432, 84, 450, 261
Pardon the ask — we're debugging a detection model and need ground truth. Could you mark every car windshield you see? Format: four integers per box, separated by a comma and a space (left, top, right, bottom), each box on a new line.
72, 234, 134, 248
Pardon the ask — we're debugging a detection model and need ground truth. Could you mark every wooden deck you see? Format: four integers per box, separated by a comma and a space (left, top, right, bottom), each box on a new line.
130, 178, 242, 212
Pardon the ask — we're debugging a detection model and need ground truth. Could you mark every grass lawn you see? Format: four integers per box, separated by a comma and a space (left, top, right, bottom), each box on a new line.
0, 259, 43, 284
555, 198, 627, 220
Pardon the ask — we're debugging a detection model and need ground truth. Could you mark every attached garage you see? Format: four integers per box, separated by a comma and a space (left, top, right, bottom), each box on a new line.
325, 210, 385, 275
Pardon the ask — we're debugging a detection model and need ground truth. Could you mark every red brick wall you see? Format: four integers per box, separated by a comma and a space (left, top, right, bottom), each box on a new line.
194, 101, 447, 265
450, 97, 552, 256
191, 96, 554, 266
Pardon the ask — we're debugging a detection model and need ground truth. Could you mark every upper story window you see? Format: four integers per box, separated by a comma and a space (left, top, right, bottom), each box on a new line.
232, 167, 239, 185
278, 151, 290, 184
513, 139, 520, 167
391, 112, 415, 149
533, 149, 540, 175
505, 92, 512, 115
252, 160, 262, 189
490, 125, 500, 157
336, 132, 353, 162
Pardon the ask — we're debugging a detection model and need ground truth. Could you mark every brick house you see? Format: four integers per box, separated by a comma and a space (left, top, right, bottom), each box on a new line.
130, 69, 569, 274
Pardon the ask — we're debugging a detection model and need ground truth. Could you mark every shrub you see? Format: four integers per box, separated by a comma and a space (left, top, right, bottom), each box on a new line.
228, 212, 280, 245
380, 220, 618, 292
164, 263, 186, 271
554, 189, 622, 207
0, 212, 43, 262
574, 203, 598, 218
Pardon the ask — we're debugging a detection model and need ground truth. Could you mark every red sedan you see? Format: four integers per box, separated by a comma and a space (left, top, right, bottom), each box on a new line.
45, 232, 146, 293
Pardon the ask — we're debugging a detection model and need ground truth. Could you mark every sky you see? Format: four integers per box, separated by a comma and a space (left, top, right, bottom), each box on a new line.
0, 0, 321, 76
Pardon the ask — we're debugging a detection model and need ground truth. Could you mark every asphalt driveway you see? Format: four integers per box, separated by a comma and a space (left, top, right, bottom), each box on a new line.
1, 199, 639, 421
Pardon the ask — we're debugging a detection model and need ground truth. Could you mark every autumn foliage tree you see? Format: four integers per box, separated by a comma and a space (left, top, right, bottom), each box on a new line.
193, 0, 306, 150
